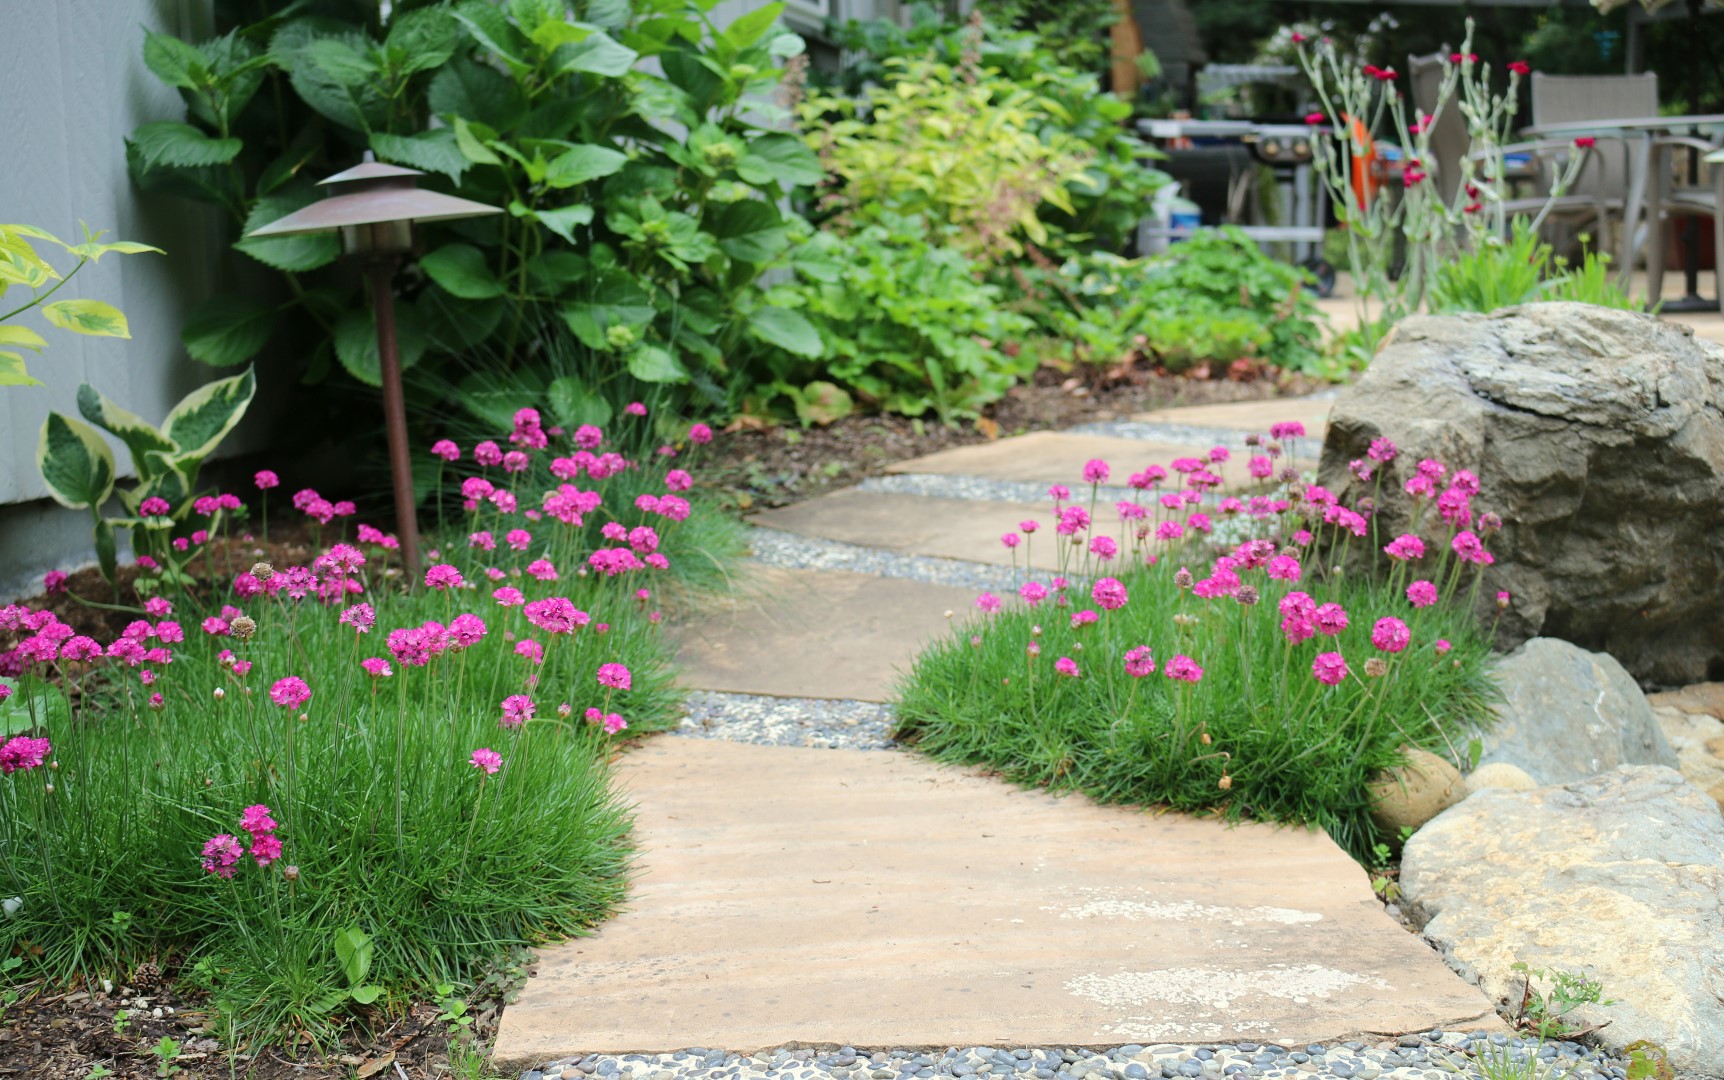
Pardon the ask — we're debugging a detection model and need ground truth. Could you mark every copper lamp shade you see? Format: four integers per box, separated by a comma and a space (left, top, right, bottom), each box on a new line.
245, 153, 501, 582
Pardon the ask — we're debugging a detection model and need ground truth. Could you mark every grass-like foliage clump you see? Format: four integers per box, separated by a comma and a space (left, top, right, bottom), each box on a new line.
0, 405, 727, 1041
894, 426, 1501, 860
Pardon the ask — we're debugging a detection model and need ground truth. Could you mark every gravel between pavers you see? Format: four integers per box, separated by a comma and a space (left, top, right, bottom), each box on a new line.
746, 527, 1018, 591
523, 1033, 1631, 1080
858, 474, 1134, 506
677, 691, 897, 750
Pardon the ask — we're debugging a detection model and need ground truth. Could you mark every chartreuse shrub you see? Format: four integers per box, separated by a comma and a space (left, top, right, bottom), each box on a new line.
894, 428, 1500, 861
0, 403, 717, 1040
127, 0, 832, 424
0, 223, 160, 388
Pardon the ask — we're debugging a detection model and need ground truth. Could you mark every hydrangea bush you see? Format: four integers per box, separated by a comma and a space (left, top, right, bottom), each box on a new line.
894, 424, 1502, 859
0, 407, 720, 1037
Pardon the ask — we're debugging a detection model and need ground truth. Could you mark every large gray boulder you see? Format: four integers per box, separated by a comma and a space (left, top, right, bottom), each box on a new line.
1318, 303, 1724, 686
1402, 766, 1724, 1078
1481, 638, 1679, 784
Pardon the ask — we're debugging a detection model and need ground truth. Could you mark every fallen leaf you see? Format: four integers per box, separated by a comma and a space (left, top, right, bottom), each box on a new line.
358, 1051, 396, 1078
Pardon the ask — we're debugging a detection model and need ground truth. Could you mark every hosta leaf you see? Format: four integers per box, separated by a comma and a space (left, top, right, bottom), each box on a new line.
234, 187, 340, 272
163, 368, 257, 461
76, 384, 178, 466
181, 295, 277, 367
42, 300, 130, 338
128, 122, 243, 170
37, 412, 116, 510
419, 243, 505, 300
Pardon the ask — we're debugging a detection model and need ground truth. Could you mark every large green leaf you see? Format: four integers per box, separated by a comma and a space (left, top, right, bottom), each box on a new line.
163, 368, 257, 461
37, 412, 116, 510
748, 306, 822, 358
428, 57, 526, 131
370, 129, 469, 182
737, 133, 824, 189
452, 116, 502, 165
534, 204, 594, 244
659, 45, 725, 113
127, 122, 243, 170
545, 145, 629, 189
181, 295, 278, 367
274, 24, 389, 131
42, 300, 130, 339
451, 0, 529, 67
558, 272, 655, 350
306, 37, 378, 86
419, 243, 505, 300
384, 7, 458, 74
417, 290, 506, 351
234, 187, 341, 272
333, 303, 428, 387
547, 375, 613, 430
627, 345, 689, 384
0, 325, 48, 353
722, 3, 785, 51
706, 199, 789, 265
76, 384, 177, 469
142, 30, 209, 90
552, 31, 638, 77
0, 352, 42, 387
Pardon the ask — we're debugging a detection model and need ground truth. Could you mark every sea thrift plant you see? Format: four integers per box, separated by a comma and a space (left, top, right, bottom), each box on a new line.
895, 418, 1499, 860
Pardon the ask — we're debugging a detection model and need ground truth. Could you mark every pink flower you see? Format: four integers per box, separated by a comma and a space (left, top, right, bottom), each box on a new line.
1019, 520, 1040, 534
470, 748, 502, 775
431, 439, 460, 462
1208, 446, 1231, 464
1507, 59, 1531, 76
515, 639, 544, 664
1129, 466, 1166, 489
1164, 655, 1203, 683
1312, 652, 1349, 686
1054, 656, 1080, 678
1081, 459, 1110, 484
200, 834, 244, 878
1247, 456, 1273, 479
387, 627, 432, 667
493, 586, 525, 607
1047, 484, 1071, 503
1450, 470, 1480, 497
1304, 111, 1325, 126
361, 657, 393, 678
1090, 536, 1118, 560
625, 401, 647, 417
449, 613, 488, 647
269, 676, 311, 710
1293, 529, 1313, 546
523, 598, 587, 634
976, 592, 1002, 613
145, 597, 172, 618
1496, 590, 1512, 608
1314, 603, 1348, 636
1056, 506, 1090, 535
1371, 617, 1411, 653
248, 833, 283, 868
469, 531, 496, 551
202, 616, 231, 636
0, 736, 51, 774
475, 441, 503, 467
688, 423, 713, 445
1435, 639, 1453, 655
1267, 555, 1302, 582
1070, 609, 1098, 629
602, 713, 628, 735
254, 470, 280, 490
43, 570, 68, 594
1574, 136, 1596, 150
60, 635, 102, 661
1437, 488, 1472, 527
665, 469, 693, 492
1154, 520, 1185, 542
1124, 646, 1156, 678
1406, 580, 1438, 608
1001, 533, 1021, 550
1451, 531, 1492, 565
1367, 438, 1397, 463
1019, 581, 1048, 606
1092, 577, 1128, 611
240, 804, 278, 836
527, 559, 559, 581
1383, 534, 1425, 560
501, 694, 535, 729
502, 450, 530, 473
1269, 421, 1307, 440
596, 663, 632, 691
506, 528, 533, 552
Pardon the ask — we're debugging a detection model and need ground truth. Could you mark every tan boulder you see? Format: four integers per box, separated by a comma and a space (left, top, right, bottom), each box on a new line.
1368, 746, 1465, 834
1652, 703, 1724, 813
1464, 762, 1537, 793
1648, 682, 1724, 720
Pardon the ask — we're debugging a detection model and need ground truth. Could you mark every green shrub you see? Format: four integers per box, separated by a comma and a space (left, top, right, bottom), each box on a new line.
763, 215, 1036, 423
128, 0, 824, 426
1, 402, 722, 1039
893, 434, 1499, 861
1428, 221, 1644, 316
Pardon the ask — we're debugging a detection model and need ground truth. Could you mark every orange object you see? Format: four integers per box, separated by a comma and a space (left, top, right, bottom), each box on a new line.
1345, 114, 1382, 209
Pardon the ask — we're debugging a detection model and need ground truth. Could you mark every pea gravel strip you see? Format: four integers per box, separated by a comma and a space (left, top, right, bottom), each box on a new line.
858, 474, 1134, 506
746, 526, 1018, 592
523, 1032, 1632, 1080
677, 691, 897, 751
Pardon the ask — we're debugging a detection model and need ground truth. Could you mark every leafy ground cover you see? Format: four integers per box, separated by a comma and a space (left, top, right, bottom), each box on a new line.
895, 431, 1501, 860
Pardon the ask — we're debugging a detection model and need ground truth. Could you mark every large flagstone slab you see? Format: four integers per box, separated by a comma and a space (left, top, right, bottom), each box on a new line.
493, 738, 1498, 1067
751, 491, 1071, 572
1131, 397, 1333, 436
667, 565, 974, 702
886, 432, 1310, 489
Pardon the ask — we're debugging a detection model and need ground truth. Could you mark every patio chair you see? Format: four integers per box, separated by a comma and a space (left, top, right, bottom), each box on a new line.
1519, 73, 1658, 250
1408, 53, 1469, 206
1642, 132, 1724, 304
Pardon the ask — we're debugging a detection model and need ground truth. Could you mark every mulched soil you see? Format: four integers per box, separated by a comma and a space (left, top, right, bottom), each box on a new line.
2, 361, 1322, 1079
702, 362, 1325, 512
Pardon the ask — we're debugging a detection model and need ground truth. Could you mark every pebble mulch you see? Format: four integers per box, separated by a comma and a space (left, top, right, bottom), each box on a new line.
524, 1033, 1630, 1080
858, 474, 1135, 507
1062, 421, 1274, 448
677, 691, 897, 751
746, 527, 1018, 592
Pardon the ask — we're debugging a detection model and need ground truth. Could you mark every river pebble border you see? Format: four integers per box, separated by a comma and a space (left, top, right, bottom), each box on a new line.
746, 527, 1017, 591
523, 1033, 1630, 1080
677, 691, 897, 751
1062, 421, 1279, 449
858, 474, 1133, 507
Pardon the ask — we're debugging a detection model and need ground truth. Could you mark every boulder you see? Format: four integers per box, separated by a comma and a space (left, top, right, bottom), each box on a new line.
1318, 303, 1724, 686
1463, 762, 1536, 793
1480, 638, 1679, 785
1401, 765, 1724, 1077
1650, 702, 1724, 813
1649, 681, 1724, 720
1366, 746, 1465, 833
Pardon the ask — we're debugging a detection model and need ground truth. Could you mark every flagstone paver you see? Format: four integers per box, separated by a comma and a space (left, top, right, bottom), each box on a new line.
751, 490, 1061, 571
884, 432, 1314, 488
492, 738, 1497, 1067
666, 564, 976, 702
1129, 397, 1333, 434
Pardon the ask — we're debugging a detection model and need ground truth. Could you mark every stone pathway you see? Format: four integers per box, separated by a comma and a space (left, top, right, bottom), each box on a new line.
489, 396, 1599, 1079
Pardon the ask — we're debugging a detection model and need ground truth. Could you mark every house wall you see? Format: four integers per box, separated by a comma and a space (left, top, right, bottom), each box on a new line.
0, 0, 226, 601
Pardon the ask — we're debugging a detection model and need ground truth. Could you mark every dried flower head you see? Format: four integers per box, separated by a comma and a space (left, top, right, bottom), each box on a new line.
1173, 567, 1195, 590
282, 865, 300, 882
1364, 658, 1388, 678
229, 615, 257, 640
250, 562, 274, 582
1218, 774, 1232, 791
1234, 585, 1260, 607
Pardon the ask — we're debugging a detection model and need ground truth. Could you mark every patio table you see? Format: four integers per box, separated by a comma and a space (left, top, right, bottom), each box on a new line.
1523, 114, 1724, 307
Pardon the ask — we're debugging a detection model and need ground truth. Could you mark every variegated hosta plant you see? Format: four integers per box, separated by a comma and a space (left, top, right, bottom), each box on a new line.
0, 223, 162, 387
36, 368, 256, 583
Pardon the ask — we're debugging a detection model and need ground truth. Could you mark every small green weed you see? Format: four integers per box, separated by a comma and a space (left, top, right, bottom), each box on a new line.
112, 1009, 132, 1035
1623, 1041, 1674, 1080
1439, 1040, 1579, 1080
149, 1035, 182, 1078
83, 1064, 115, 1079
1510, 963, 1614, 1039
